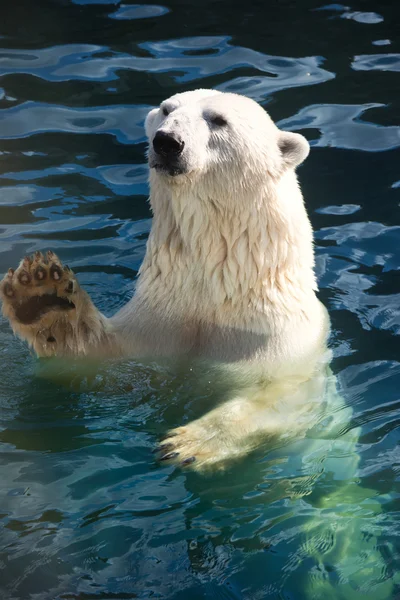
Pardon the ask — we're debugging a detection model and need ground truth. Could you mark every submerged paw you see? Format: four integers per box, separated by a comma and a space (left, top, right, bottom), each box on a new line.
154, 423, 228, 471
154, 427, 198, 468
0, 251, 77, 324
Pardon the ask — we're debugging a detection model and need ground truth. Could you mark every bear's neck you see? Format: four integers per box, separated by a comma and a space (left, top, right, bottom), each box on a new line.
136, 172, 318, 326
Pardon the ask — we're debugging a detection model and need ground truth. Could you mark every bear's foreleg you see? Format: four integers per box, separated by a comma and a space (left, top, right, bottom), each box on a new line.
156, 375, 320, 471
0, 251, 120, 357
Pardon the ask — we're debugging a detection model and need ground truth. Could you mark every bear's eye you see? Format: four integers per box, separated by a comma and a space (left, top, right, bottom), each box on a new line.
162, 106, 169, 117
210, 115, 228, 127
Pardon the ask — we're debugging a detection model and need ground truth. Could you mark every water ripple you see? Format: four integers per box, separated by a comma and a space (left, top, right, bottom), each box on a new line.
0, 37, 334, 93
279, 103, 400, 151
0, 102, 150, 143
352, 53, 400, 72
109, 4, 169, 20
315, 4, 384, 23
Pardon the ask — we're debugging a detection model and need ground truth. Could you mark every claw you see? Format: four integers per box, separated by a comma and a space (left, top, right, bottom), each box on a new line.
3, 282, 14, 297
181, 456, 196, 466
34, 251, 48, 265
160, 432, 178, 442
153, 443, 174, 454
159, 451, 180, 461
65, 280, 74, 294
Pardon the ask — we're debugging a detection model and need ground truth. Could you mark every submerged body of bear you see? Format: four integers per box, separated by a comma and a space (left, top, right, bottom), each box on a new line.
0, 90, 394, 598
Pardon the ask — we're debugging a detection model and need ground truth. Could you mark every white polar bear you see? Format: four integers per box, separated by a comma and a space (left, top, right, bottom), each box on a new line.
0, 89, 331, 467
0, 89, 394, 598
0, 90, 327, 365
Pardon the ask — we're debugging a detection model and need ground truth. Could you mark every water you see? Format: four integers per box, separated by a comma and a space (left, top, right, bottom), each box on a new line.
0, 0, 399, 598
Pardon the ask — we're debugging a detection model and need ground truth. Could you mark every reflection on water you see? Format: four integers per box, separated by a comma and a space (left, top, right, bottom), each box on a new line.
280, 103, 400, 151
353, 53, 400, 71
0, 0, 399, 598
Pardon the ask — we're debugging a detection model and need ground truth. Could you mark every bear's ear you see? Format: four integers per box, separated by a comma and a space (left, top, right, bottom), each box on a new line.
145, 108, 158, 138
278, 131, 310, 169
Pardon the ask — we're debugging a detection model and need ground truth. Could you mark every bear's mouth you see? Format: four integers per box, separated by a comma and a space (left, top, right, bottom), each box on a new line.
149, 155, 187, 177
154, 164, 186, 177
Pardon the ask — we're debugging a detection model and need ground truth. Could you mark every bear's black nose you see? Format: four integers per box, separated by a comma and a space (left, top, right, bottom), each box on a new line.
153, 131, 184, 157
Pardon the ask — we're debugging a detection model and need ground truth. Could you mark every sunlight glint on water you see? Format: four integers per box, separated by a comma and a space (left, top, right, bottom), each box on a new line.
0, 0, 399, 598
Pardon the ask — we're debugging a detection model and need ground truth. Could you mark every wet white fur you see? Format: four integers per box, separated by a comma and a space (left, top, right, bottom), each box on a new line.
111, 89, 329, 376
104, 90, 332, 468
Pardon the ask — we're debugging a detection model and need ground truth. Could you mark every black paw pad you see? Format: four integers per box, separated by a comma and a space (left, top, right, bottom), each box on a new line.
65, 280, 74, 294
34, 266, 47, 281
18, 270, 31, 285
47, 336, 56, 343
3, 282, 15, 297
50, 264, 63, 281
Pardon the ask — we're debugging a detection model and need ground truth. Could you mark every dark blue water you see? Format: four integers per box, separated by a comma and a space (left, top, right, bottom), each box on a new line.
0, 1, 399, 598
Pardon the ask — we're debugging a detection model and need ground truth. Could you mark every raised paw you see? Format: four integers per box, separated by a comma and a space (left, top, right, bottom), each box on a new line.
1, 251, 112, 358
0, 251, 83, 356
0, 251, 77, 325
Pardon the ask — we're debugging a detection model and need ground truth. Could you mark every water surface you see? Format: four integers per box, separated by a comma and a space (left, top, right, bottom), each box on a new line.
0, 0, 399, 598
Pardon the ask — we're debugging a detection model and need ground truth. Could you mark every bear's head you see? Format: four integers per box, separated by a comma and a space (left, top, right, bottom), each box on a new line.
145, 89, 309, 195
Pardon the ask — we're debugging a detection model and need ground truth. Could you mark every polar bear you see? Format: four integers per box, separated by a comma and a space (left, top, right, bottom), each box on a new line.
0, 89, 331, 466
0, 90, 327, 364
0, 90, 394, 598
